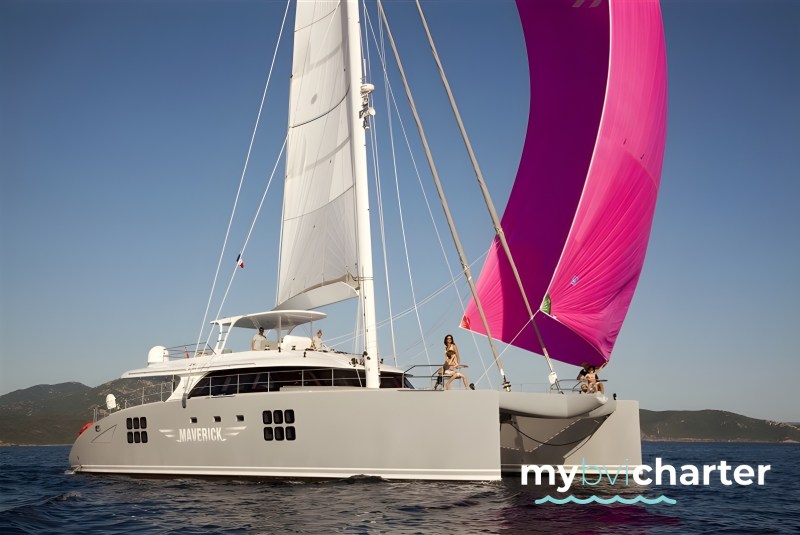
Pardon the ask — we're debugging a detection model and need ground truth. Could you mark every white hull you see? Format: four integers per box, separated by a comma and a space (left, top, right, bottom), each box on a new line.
70, 388, 641, 481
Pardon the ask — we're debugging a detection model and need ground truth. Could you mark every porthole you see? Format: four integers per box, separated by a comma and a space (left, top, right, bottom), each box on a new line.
190, 417, 198, 424
134, 431, 141, 443
285, 410, 295, 424
273, 410, 284, 425
263, 411, 272, 425
275, 427, 285, 441
264, 427, 274, 441
140, 417, 147, 429
133, 418, 140, 430
214, 416, 221, 423
126, 418, 133, 430
127, 432, 133, 443
141, 431, 148, 443
286, 426, 296, 441
237, 415, 244, 422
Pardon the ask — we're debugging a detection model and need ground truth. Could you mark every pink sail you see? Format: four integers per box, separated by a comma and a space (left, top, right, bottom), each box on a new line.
462, 0, 667, 367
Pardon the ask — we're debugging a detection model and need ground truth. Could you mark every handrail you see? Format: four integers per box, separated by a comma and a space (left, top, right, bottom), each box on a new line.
165, 343, 215, 360
94, 380, 176, 422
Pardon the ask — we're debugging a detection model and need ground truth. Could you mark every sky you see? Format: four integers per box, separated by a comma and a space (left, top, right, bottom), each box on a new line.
1, 0, 798, 422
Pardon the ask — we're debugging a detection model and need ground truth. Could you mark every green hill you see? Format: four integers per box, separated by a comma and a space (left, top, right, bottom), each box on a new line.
0, 378, 171, 445
640, 409, 800, 442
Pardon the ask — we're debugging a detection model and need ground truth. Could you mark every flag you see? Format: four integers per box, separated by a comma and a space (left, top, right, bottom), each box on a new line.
236, 254, 244, 269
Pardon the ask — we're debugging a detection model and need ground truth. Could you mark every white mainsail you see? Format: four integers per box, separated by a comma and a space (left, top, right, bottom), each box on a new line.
277, 0, 359, 311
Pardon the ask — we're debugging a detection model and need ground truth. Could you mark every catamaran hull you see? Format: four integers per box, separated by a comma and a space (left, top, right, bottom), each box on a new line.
69, 390, 641, 480
70, 389, 501, 480
500, 400, 642, 473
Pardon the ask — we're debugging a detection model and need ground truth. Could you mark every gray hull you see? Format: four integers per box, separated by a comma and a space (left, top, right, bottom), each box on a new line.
500, 400, 642, 473
70, 388, 641, 481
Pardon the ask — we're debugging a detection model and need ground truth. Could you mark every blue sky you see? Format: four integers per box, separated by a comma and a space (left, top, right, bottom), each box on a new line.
1, 0, 798, 422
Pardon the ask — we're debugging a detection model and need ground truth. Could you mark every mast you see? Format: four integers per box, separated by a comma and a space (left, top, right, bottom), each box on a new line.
344, 0, 379, 388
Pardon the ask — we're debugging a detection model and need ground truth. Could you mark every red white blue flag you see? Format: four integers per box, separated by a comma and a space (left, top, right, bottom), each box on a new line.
236, 254, 244, 268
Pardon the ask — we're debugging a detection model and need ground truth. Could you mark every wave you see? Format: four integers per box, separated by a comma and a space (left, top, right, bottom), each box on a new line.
535, 495, 676, 505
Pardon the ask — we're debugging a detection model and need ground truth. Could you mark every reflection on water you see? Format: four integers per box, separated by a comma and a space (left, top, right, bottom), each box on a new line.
1, 443, 798, 534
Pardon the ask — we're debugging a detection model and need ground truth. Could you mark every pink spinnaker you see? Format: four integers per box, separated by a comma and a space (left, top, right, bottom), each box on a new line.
462, 0, 668, 367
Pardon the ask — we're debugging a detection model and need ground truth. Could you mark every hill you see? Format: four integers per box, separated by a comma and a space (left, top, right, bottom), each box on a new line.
640, 409, 800, 443
0, 378, 171, 445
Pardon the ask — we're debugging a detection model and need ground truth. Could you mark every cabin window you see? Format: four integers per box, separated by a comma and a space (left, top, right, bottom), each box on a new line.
264, 427, 274, 441
127, 432, 134, 443
190, 417, 197, 424
285, 410, 295, 424
141, 431, 148, 443
214, 416, 221, 423
274, 427, 285, 441
237, 415, 244, 422
263, 411, 272, 425
186, 366, 414, 398
126, 418, 133, 430
273, 410, 284, 425
286, 426, 296, 441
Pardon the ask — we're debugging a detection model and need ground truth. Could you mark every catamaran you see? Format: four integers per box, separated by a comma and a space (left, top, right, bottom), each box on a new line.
70, 0, 667, 480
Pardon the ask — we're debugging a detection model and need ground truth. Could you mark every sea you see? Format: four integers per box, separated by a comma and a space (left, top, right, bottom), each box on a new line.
1, 442, 798, 534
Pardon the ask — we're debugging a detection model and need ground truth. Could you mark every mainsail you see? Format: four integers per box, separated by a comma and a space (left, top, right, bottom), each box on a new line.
277, 1, 359, 310
462, 0, 668, 367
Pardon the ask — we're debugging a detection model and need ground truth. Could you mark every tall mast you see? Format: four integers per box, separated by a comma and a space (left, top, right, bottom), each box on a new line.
345, 0, 379, 388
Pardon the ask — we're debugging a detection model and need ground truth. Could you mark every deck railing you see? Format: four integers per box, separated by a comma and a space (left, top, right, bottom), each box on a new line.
164, 343, 215, 360
94, 368, 603, 422
93, 381, 176, 422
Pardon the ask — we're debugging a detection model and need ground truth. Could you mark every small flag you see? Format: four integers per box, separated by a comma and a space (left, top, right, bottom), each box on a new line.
236, 254, 244, 269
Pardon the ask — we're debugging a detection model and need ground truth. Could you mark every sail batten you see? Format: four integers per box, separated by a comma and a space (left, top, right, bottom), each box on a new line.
463, 0, 667, 367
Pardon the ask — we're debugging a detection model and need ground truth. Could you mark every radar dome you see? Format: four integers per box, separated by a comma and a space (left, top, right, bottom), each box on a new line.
147, 345, 169, 365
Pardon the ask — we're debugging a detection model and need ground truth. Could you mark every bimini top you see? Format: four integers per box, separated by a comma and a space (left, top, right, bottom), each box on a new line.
212, 310, 326, 331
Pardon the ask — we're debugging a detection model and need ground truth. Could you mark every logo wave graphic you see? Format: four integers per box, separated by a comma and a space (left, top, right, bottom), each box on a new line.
535, 495, 676, 505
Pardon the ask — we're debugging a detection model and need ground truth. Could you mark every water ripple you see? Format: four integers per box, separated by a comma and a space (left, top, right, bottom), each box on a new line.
1, 443, 799, 533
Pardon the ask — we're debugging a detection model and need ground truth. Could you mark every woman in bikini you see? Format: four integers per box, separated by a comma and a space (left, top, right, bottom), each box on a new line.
442, 334, 468, 390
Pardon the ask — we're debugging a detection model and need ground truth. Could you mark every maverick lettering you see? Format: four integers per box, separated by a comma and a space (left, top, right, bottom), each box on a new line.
178, 427, 225, 442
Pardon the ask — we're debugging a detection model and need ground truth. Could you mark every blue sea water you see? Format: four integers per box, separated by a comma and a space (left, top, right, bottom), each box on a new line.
1, 442, 798, 533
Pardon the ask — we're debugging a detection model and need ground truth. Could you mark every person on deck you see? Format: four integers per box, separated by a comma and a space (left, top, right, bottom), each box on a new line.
252, 327, 268, 351
441, 334, 469, 390
310, 329, 324, 351
583, 363, 606, 394
577, 361, 590, 392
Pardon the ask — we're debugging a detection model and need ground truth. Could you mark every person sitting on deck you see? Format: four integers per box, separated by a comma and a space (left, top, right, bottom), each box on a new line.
584, 364, 606, 394
309, 329, 325, 351
577, 361, 590, 392
440, 334, 469, 390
